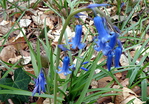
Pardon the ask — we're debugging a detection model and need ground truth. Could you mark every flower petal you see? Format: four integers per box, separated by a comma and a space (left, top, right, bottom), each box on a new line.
107, 53, 113, 71
114, 47, 122, 68
78, 43, 86, 49
87, 4, 110, 8
82, 61, 89, 65
109, 32, 117, 49
81, 67, 88, 71
94, 16, 110, 41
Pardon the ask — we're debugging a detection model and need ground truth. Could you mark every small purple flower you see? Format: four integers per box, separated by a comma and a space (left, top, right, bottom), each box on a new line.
114, 46, 122, 68
57, 56, 73, 76
32, 70, 46, 96
87, 4, 110, 8
108, 32, 117, 50
107, 52, 113, 71
94, 40, 111, 55
94, 16, 111, 42
69, 25, 86, 49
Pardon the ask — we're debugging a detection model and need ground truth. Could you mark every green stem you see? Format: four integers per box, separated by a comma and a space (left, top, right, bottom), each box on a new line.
54, 7, 90, 104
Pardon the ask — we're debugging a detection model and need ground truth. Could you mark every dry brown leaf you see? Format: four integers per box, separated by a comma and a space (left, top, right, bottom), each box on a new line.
120, 54, 129, 66
122, 87, 138, 99
121, 96, 144, 104
0, 45, 16, 62
8, 55, 22, 64
98, 77, 113, 88
91, 80, 98, 88
132, 86, 141, 95
36, 97, 44, 104
97, 96, 112, 104
12, 37, 28, 51
120, 78, 129, 87
115, 87, 144, 104
24, 64, 35, 75
115, 72, 122, 79
43, 98, 54, 104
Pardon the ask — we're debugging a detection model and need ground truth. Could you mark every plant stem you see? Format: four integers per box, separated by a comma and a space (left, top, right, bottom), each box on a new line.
54, 7, 90, 104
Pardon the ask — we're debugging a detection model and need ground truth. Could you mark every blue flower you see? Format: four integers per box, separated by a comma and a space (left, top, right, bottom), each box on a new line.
32, 70, 46, 96
87, 4, 110, 8
107, 52, 113, 71
69, 25, 86, 49
108, 32, 117, 50
114, 42, 122, 68
57, 56, 73, 76
94, 40, 111, 55
94, 16, 111, 42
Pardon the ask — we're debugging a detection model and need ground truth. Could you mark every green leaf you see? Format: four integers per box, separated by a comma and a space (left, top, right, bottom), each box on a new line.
0, 68, 31, 102
0, 78, 14, 101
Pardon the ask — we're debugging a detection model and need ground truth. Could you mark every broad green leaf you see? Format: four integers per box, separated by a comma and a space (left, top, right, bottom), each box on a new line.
0, 68, 31, 102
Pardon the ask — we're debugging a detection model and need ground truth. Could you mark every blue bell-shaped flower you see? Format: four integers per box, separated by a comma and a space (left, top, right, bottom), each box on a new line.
69, 25, 86, 49
32, 70, 46, 96
114, 46, 122, 68
93, 16, 111, 42
107, 52, 113, 71
57, 56, 73, 76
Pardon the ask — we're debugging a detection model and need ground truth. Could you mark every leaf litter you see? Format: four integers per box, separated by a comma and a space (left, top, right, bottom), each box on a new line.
0, 0, 148, 104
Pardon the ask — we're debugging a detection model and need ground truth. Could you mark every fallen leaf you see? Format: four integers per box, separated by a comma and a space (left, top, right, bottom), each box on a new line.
115, 87, 144, 104
98, 77, 113, 88
120, 78, 129, 87
43, 98, 54, 104
91, 80, 98, 88
121, 95, 144, 104
0, 20, 9, 26
0, 45, 16, 62
37, 97, 44, 104
20, 19, 31, 27
120, 54, 129, 66
12, 37, 28, 51
8, 55, 22, 64
21, 56, 31, 65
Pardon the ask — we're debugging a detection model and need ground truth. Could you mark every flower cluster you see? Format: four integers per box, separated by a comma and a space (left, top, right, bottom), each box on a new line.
32, 70, 46, 96
58, 3, 123, 72
89, 5, 123, 71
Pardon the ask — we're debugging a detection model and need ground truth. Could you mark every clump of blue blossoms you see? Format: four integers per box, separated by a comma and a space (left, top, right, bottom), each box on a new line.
32, 70, 46, 96
58, 4, 123, 71
86, 4, 123, 71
